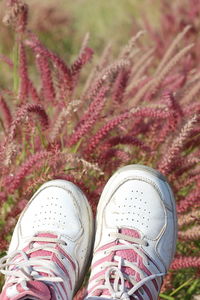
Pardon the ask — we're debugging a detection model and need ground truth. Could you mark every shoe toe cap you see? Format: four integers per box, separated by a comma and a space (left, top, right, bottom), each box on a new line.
19, 183, 83, 240
105, 179, 167, 240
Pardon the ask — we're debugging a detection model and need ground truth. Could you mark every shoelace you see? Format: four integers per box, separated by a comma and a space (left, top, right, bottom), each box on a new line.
0, 236, 68, 291
91, 232, 165, 300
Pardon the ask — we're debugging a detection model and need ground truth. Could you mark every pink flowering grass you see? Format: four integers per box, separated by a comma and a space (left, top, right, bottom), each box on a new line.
0, 0, 200, 298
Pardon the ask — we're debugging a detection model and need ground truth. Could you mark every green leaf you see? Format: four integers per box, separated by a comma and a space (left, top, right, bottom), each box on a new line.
169, 278, 194, 296
159, 293, 174, 300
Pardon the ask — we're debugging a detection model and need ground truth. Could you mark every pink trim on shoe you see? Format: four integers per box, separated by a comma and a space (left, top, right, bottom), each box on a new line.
0, 233, 75, 300
0, 281, 51, 300
87, 228, 161, 299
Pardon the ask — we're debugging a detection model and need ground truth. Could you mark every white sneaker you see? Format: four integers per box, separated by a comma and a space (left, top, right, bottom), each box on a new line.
86, 165, 177, 300
0, 180, 94, 300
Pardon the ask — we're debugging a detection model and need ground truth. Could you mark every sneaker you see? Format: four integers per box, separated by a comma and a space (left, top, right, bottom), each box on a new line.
86, 165, 177, 300
0, 179, 94, 300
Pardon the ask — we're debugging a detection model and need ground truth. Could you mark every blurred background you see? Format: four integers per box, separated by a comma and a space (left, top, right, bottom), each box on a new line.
0, 0, 161, 55
0, 0, 162, 90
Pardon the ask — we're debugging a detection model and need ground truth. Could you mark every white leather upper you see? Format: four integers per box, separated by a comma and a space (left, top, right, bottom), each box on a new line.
95, 166, 177, 272
18, 186, 82, 240
86, 165, 177, 300
7, 180, 93, 294
105, 180, 166, 239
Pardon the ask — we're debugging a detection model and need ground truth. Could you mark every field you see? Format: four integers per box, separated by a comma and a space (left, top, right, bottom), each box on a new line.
0, 0, 199, 299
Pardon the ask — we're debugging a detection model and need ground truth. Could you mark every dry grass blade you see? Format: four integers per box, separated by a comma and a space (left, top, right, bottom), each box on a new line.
77, 158, 104, 175
130, 48, 155, 80
178, 209, 200, 228
98, 42, 113, 70
128, 78, 154, 105
79, 32, 90, 55
175, 73, 200, 102
178, 226, 200, 241
50, 100, 81, 142
181, 78, 200, 103
85, 59, 130, 99
131, 55, 154, 82
119, 30, 145, 59
150, 43, 194, 94
155, 25, 192, 75
82, 43, 112, 97
127, 42, 193, 106
159, 114, 198, 174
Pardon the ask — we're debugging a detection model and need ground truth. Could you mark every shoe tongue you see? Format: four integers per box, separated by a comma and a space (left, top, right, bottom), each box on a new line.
100, 228, 142, 297
117, 229, 142, 284
6, 281, 51, 300
120, 228, 140, 238
26, 281, 51, 300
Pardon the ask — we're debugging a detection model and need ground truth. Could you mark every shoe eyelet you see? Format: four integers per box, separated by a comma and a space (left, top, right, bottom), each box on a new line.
145, 241, 149, 247
29, 242, 34, 249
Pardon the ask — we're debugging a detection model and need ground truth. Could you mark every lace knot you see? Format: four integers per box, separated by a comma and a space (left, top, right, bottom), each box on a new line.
112, 291, 130, 300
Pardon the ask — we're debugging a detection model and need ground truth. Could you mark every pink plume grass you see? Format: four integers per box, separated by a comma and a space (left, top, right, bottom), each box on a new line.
50, 100, 81, 143
100, 148, 130, 163
28, 80, 42, 103
85, 59, 130, 100
0, 192, 7, 206
101, 136, 151, 153
0, 94, 12, 131
85, 111, 132, 155
85, 107, 171, 155
67, 87, 108, 146
71, 47, 93, 78
35, 53, 56, 103
112, 70, 130, 105
178, 209, 200, 228
3, 104, 48, 165
25, 35, 72, 91
7, 103, 48, 143
171, 256, 200, 270
78, 86, 108, 125
172, 156, 199, 177
69, 46, 93, 94
5, 199, 28, 220
4, 0, 28, 33
158, 114, 199, 175
4, 150, 50, 193
183, 174, 200, 187
178, 226, 200, 241
177, 189, 200, 213
183, 103, 200, 116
